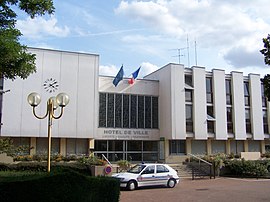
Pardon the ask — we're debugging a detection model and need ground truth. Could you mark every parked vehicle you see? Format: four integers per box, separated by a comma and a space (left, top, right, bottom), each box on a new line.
112, 163, 180, 191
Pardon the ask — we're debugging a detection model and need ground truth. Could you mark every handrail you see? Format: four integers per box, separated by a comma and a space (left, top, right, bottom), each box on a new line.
187, 153, 212, 166
101, 154, 112, 166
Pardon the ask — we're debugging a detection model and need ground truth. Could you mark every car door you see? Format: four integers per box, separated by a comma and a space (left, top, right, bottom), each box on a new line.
137, 165, 156, 187
154, 165, 171, 186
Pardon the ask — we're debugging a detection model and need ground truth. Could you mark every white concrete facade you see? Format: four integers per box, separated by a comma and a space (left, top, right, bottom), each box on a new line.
0, 48, 269, 162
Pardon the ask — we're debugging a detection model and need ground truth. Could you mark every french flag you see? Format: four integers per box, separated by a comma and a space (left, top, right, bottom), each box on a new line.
128, 67, 141, 85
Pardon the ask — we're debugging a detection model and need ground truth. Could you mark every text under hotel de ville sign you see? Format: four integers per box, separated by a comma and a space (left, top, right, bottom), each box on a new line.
97, 128, 159, 140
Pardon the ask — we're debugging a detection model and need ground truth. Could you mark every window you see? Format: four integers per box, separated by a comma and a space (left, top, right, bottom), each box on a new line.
142, 165, 155, 174
107, 93, 114, 127
227, 107, 233, 133
206, 78, 213, 103
115, 94, 122, 128
99, 93, 159, 129
123, 95, 130, 128
169, 140, 186, 155
245, 109, 251, 133
145, 96, 152, 128
185, 74, 193, 87
244, 82, 250, 106
138, 96, 145, 128
130, 95, 137, 128
157, 165, 169, 173
185, 89, 193, 102
262, 84, 267, 108
263, 110, 269, 134
207, 106, 215, 133
99, 93, 106, 127
226, 80, 232, 105
186, 105, 193, 132
152, 97, 159, 129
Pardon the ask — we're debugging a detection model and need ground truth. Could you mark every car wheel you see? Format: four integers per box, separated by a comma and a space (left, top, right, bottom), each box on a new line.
167, 179, 176, 188
127, 180, 137, 191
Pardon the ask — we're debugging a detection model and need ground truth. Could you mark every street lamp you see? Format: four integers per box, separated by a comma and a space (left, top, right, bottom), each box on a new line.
27, 92, 69, 172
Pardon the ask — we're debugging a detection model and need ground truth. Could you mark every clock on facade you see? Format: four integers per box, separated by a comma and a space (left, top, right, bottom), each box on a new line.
43, 78, 59, 93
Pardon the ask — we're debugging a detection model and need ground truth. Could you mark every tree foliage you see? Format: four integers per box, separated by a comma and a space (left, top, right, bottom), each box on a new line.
0, 0, 54, 80
260, 34, 270, 100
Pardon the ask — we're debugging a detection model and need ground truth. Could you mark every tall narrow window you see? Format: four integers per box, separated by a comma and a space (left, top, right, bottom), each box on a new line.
186, 105, 193, 132
115, 94, 122, 128
107, 93, 115, 128
207, 106, 215, 133
261, 84, 267, 108
123, 94, 130, 128
138, 96, 145, 128
130, 95, 137, 128
263, 110, 269, 134
99, 93, 106, 127
227, 107, 233, 133
145, 96, 152, 128
152, 97, 159, 129
206, 78, 213, 103
244, 82, 250, 106
245, 109, 251, 133
226, 80, 232, 105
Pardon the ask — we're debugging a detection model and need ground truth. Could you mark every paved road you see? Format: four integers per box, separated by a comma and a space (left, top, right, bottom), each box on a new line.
120, 177, 270, 202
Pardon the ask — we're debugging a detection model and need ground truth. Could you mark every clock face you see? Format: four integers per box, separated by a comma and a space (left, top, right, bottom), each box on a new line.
43, 78, 59, 93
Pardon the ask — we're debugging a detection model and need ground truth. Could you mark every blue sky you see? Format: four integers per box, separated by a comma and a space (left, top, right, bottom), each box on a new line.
15, 0, 270, 78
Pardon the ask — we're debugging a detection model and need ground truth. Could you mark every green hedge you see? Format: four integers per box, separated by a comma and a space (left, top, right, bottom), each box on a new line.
0, 169, 120, 202
0, 161, 92, 175
223, 159, 270, 177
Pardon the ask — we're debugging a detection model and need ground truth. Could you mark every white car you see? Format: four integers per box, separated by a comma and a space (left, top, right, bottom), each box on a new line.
112, 163, 180, 191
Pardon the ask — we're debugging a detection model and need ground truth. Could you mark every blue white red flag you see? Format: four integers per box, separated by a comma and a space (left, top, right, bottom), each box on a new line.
128, 67, 141, 85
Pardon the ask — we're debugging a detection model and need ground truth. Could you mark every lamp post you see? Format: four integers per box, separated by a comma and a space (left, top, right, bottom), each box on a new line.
27, 92, 69, 172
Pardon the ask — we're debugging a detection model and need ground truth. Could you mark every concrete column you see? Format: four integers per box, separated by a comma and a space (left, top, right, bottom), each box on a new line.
60, 138, 66, 156
186, 139, 192, 154
164, 139, 170, 163
261, 140, 266, 154
244, 140, 249, 152
226, 139, 231, 154
30, 137, 36, 156
207, 139, 212, 155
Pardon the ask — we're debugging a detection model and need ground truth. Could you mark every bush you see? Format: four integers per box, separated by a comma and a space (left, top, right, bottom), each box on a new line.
117, 160, 131, 172
224, 159, 269, 177
0, 161, 92, 175
0, 169, 120, 202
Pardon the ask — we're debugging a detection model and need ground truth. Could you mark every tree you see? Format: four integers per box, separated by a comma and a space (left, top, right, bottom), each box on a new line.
0, 0, 55, 80
260, 34, 270, 100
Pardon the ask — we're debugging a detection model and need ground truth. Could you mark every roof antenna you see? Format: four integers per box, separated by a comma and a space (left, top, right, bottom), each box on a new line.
170, 47, 186, 65
187, 34, 190, 68
195, 39, 198, 66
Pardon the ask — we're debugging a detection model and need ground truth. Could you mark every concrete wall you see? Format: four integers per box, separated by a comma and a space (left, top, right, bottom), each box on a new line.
1, 48, 99, 139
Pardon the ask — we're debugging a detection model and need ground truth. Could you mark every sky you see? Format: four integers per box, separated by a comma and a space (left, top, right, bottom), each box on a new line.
15, 0, 270, 78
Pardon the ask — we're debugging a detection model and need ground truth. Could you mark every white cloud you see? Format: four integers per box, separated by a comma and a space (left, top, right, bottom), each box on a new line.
17, 17, 70, 39
116, 0, 270, 69
99, 65, 119, 76
140, 62, 159, 76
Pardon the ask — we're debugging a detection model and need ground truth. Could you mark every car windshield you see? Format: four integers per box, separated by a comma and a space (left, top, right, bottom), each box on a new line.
127, 164, 146, 174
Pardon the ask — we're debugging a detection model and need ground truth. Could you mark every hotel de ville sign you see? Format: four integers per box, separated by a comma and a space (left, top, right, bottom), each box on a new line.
97, 128, 160, 140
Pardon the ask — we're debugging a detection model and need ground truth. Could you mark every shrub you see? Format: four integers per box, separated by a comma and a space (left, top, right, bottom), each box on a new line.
0, 169, 120, 202
224, 159, 269, 177
117, 160, 131, 172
